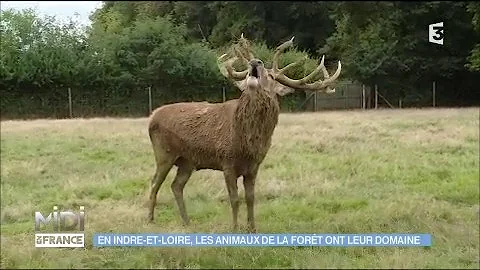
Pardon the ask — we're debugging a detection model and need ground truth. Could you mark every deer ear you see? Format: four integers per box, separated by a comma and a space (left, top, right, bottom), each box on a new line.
274, 84, 295, 96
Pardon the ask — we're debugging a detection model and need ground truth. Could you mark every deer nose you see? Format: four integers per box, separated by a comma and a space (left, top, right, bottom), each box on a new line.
249, 59, 262, 67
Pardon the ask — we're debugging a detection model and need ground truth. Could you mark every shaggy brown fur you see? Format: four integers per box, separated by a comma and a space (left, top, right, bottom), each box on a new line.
147, 36, 341, 232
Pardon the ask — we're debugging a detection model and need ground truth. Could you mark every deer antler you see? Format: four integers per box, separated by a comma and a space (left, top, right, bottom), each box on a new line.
270, 37, 341, 93
217, 33, 253, 81
217, 54, 248, 80
238, 33, 254, 61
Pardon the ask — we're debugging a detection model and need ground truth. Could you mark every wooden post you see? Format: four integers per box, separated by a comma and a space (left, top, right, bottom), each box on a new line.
362, 84, 366, 110
432, 81, 436, 107
223, 86, 226, 102
68, 87, 73, 118
399, 99, 402, 108
313, 91, 317, 112
375, 84, 378, 109
148, 86, 152, 114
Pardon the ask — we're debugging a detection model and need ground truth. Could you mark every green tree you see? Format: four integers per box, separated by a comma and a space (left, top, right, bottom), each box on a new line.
1, 8, 88, 117
86, 15, 227, 106
90, 1, 336, 56
323, 1, 480, 106
466, 2, 480, 72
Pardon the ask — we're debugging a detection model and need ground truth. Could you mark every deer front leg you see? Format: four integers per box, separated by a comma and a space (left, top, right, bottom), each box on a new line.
223, 169, 239, 231
243, 169, 258, 233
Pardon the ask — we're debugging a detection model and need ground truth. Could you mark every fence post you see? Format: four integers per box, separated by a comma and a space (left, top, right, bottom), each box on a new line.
148, 86, 152, 114
68, 87, 73, 118
374, 84, 378, 109
399, 99, 402, 109
223, 86, 226, 102
432, 81, 436, 107
314, 91, 317, 112
362, 84, 366, 110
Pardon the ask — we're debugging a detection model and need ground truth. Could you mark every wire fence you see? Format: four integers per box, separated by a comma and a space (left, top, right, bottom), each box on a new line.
302, 80, 441, 111
0, 80, 453, 120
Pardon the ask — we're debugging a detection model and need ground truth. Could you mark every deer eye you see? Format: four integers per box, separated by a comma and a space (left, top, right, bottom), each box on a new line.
257, 60, 263, 65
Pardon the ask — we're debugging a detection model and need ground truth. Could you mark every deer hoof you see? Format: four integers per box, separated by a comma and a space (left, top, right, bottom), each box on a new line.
147, 215, 154, 223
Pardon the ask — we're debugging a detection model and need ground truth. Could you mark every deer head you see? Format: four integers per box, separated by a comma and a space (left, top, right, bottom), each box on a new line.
217, 34, 342, 96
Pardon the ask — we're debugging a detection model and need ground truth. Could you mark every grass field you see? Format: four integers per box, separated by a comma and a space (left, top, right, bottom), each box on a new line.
1, 108, 479, 269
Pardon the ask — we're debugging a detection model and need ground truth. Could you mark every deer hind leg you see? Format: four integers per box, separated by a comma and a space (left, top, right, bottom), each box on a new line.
148, 149, 175, 222
223, 168, 239, 231
171, 161, 194, 225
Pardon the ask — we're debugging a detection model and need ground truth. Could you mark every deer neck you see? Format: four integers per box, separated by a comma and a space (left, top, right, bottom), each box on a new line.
233, 89, 280, 159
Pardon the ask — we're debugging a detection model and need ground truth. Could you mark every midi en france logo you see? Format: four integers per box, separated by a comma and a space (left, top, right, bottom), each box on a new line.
34, 206, 85, 248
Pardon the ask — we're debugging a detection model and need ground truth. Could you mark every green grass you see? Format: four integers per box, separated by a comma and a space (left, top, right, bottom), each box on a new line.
1, 108, 479, 269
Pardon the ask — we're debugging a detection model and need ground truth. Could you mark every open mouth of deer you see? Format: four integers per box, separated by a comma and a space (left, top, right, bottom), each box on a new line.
250, 66, 259, 78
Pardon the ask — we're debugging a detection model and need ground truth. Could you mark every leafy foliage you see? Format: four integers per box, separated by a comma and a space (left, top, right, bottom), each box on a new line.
323, 1, 480, 105
1, 1, 479, 119
466, 2, 480, 72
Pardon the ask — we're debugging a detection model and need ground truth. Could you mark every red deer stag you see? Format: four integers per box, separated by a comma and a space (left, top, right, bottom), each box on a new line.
147, 35, 341, 232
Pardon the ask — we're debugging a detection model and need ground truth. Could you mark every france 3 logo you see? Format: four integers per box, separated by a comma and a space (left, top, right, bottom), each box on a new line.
429, 22, 444, 45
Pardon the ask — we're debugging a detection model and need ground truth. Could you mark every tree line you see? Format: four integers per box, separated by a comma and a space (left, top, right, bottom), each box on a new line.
1, 1, 479, 119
